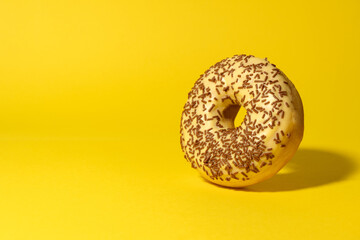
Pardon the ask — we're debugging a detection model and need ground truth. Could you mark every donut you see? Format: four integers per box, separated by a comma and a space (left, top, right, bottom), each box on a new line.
180, 54, 304, 188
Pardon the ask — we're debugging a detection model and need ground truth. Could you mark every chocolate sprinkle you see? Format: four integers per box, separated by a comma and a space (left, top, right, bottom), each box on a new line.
180, 54, 292, 181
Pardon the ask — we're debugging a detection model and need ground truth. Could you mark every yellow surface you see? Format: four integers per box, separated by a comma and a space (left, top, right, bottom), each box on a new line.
0, 0, 359, 239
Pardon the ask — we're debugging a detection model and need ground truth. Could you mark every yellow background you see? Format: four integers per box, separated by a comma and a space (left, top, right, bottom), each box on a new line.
1, 0, 359, 239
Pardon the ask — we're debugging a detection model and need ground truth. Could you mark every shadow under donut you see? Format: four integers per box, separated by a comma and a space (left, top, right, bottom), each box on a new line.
201, 148, 356, 192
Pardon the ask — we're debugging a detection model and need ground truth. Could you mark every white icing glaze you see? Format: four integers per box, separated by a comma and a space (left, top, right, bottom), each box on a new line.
180, 55, 304, 187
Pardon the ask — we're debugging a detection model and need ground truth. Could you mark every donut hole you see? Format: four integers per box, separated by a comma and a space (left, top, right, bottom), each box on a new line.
223, 104, 247, 128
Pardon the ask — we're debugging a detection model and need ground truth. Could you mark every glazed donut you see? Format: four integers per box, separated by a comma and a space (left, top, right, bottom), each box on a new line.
180, 54, 304, 187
